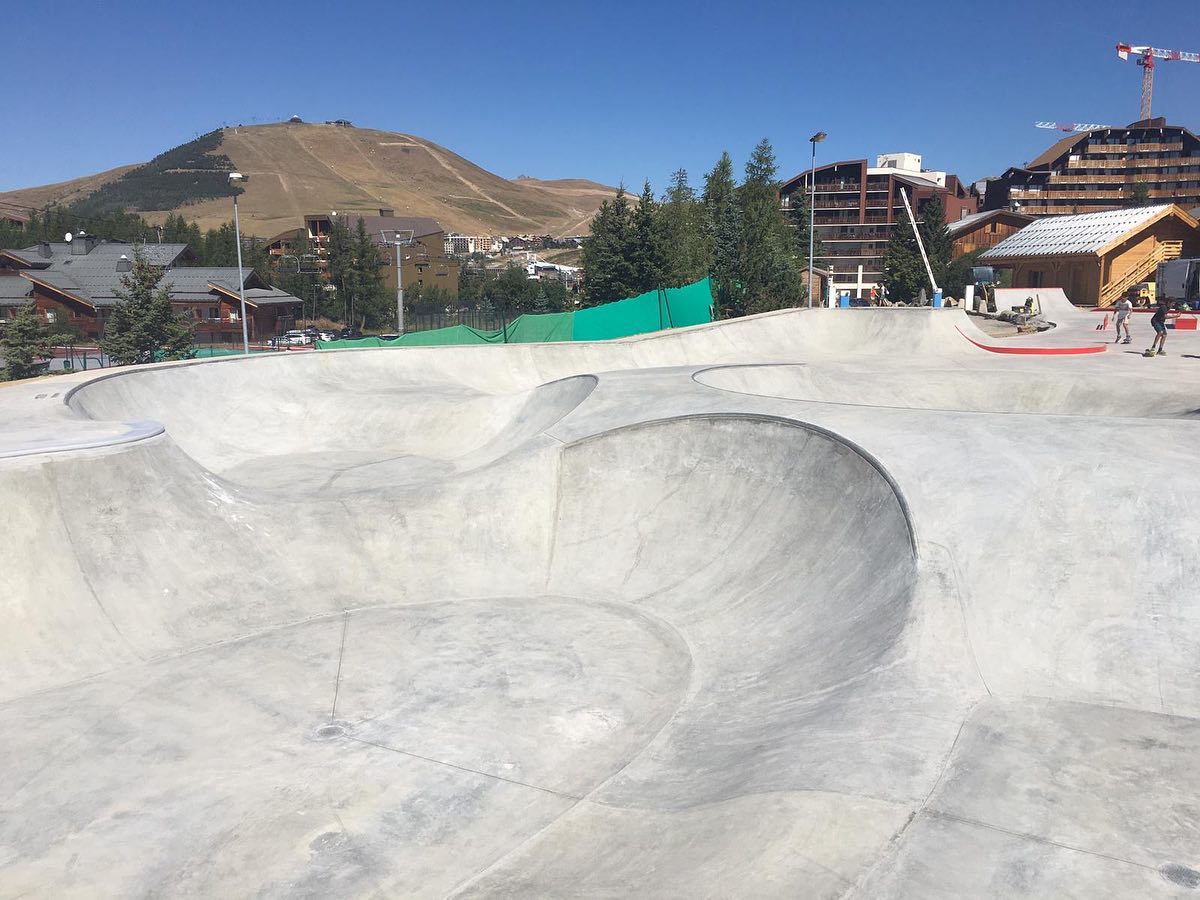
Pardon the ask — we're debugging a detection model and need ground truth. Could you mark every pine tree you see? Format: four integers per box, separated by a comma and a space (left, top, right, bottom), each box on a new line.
919, 196, 952, 287
581, 185, 638, 306
881, 215, 928, 304
703, 152, 741, 317
346, 217, 386, 327
943, 248, 986, 299
100, 250, 194, 364
533, 284, 550, 315
202, 223, 238, 266
786, 191, 824, 302
324, 216, 355, 321
1128, 181, 1152, 207
737, 138, 802, 315
492, 264, 536, 314
631, 180, 665, 294
0, 301, 63, 381
658, 169, 712, 288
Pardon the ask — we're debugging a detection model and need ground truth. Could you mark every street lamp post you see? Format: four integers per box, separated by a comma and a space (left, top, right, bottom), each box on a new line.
228, 172, 250, 354
382, 229, 416, 335
807, 132, 827, 308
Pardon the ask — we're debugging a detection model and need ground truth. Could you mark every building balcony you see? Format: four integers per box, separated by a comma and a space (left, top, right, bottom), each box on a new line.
1082, 142, 1183, 154
1068, 156, 1200, 170
1012, 189, 1126, 200
823, 232, 893, 242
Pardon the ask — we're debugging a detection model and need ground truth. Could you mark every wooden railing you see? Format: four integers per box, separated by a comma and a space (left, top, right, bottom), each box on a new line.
1099, 241, 1184, 307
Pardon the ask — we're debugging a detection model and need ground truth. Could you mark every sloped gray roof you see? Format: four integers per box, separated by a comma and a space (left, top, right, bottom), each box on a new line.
946, 209, 1033, 236
3, 241, 188, 268
4, 239, 300, 309
981, 205, 1177, 259
0, 274, 33, 302
337, 215, 445, 242
21, 263, 299, 309
159, 267, 247, 296
242, 287, 302, 307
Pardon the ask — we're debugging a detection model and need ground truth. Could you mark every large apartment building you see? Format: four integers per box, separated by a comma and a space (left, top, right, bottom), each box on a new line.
984, 118, 1200, 217
267, 211, 460, 299
444, 233, 500, 256
780, 152, 977, 298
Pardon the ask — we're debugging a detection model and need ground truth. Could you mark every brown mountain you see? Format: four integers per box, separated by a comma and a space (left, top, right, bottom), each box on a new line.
0, 122, 618, 238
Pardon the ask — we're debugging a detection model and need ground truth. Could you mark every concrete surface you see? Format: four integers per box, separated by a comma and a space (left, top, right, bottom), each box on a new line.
1, 304, 1199, 897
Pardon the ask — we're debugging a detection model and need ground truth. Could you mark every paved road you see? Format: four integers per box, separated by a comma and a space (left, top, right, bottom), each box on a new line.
1, 306, 1198, 897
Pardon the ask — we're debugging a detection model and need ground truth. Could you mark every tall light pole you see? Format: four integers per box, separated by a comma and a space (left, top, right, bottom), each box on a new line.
228, 172, 250, 354
381, 229, 416, 334
807, 131, 826, 308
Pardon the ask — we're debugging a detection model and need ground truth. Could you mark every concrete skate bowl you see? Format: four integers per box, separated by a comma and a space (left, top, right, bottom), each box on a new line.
64, 353, 598, 489
696, 363, 1200, 418
0, 414, 925, 897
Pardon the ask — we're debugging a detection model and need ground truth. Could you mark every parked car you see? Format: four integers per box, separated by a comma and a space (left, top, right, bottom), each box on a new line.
317, 330, 337, 342
278, 330, 313, 346
1158, 259, 1200, 308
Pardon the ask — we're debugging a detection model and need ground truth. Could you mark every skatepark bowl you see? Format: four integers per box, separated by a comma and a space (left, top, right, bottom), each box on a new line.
694, 363, 1200, 418
3, 305, 1200, 897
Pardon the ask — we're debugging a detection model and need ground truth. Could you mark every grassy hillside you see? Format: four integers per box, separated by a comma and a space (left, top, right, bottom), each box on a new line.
0, 123, 617, 238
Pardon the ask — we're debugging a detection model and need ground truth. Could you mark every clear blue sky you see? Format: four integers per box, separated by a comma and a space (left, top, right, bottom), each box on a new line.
4, 0, 1200, 195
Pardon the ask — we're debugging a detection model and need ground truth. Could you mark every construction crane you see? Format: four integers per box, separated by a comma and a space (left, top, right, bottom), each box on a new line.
1034, 121, 1111, 133
1116, 43, 1200, 121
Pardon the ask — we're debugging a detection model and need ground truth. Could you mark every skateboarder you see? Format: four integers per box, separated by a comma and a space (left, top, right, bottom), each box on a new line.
1147, 297, 1174, 356
1114, 296, 1133, 344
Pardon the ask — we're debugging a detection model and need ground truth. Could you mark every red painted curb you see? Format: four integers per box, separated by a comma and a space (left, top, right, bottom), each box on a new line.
956, 327, 1107, 355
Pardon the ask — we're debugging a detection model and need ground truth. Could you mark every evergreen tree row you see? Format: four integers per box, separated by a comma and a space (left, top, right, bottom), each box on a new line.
580, 139, 820, 317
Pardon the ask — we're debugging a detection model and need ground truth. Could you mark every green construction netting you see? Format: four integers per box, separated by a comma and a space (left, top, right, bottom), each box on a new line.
314, 278, 713, 350
573, 279, 714, 341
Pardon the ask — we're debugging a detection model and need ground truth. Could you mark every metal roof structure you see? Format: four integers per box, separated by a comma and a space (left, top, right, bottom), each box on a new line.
0, 274, 32, 302
981, 205, 1181, 259
1, 241, 189, 270
1, 240, 299, 309
946, 208, 1033, 237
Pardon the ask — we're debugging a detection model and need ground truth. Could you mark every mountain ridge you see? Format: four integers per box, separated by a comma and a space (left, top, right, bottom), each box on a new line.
0, 123, 617, 238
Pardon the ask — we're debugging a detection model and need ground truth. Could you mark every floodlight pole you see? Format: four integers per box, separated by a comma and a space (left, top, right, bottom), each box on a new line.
395, 241, 405, 334
229, 173, 250, 354
807, 131, 827, 308
382, 230, 414, 334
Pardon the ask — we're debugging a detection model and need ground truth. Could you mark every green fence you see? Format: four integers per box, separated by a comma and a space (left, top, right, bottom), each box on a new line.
316, 278, 714, 350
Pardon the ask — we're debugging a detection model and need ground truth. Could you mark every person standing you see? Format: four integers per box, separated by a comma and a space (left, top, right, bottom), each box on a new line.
1114, 296, 1134, 344
1148, 296, 1174, 356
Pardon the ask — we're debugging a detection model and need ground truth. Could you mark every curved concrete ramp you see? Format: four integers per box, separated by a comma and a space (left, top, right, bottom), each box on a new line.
1, 415, 932, 897
697, 363, 1200, 418
3, 303, 1200, 897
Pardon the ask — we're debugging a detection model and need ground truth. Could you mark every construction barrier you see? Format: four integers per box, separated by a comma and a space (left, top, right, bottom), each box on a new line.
315, 279, 715, 350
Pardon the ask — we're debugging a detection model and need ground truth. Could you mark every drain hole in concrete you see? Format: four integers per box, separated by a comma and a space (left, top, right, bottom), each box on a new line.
315, 723, 346, 740
1162, 864, 1200, 889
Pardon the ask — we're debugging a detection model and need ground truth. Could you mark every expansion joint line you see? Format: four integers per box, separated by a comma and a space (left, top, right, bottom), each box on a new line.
330, 611, 350, 722
348, 736, 581, 801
